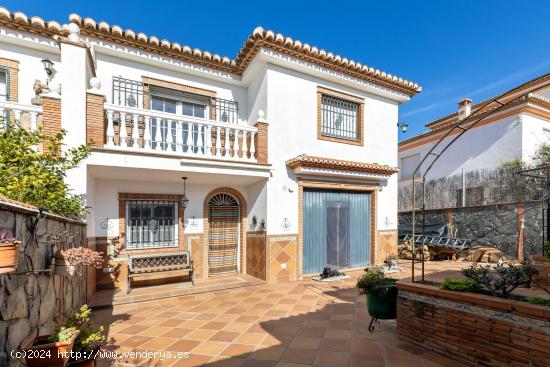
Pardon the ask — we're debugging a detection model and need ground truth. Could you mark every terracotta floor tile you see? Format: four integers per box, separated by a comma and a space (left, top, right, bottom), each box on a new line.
207, 356, 247, 367
289, 337, 321, 350
275, 363, 311, 367
191, 341, 230, 356
280, 348, 317, 365
139, 325, 172, 337
318, 338, 350, 352
296, 327, 325, 338
323, 328, 352, 340
302, 319, 328, 328
171, 354, 212, 367
165, 339, 201, 353
326, 320, 354, 330
186, 329, 218, 341
242, 360, 278, 367
201, 321, 229, 330
421, 351, 463, 367
235, 332, 268, 345
210, 331, 241, 342
247, 324, 268, 333
349, 353, 385, 367
162, 328, 193, 339
223, 322, 254, 333
313, 350, 350, 367
250, 346, 286, 361
220, 343, 257, 358
117, 324, 150, 335
179, 319, 207, 329
119, 335, 151, 348
270, 325, 299, 336
140, 336, 177, 350
194, 313, 218, 321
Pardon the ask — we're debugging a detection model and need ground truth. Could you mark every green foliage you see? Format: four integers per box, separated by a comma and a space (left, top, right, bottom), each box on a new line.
461, 262, 538, 298
65, 305, 106, 354
48, 326, 78, 343
531, 143, 550, 167
439, 277, 480, 292
0, 120, 91, 217
528, 296, 545, 305
357, 266, 396, 295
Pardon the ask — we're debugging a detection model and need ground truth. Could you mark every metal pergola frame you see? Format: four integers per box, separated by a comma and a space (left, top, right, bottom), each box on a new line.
516, 165, 550, 257
410, 73, 550, 283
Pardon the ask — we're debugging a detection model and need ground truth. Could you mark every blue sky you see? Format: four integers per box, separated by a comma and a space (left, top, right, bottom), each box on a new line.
7, 0, 550, 140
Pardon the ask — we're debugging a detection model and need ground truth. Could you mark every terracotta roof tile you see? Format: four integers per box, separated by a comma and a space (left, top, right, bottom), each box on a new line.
0, 7, 421, 96
286, 155, 399, 175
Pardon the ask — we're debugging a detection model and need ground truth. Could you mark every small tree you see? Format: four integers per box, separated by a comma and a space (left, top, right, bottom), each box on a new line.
0, 120, 91, 217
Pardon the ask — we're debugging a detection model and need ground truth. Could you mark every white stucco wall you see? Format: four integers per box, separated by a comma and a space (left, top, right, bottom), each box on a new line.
521, 113, 550, 161
399, 113, 524, 183
265, 64, 400, 234
0, 36, 60, 104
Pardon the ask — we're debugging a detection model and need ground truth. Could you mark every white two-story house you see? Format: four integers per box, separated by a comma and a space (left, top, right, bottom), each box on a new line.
0, 7, 420, 291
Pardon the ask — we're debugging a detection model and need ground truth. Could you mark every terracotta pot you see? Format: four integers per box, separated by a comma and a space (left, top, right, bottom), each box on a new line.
0, 240, 20, 274
22, 332, 79, 367
68, 357, 96, 367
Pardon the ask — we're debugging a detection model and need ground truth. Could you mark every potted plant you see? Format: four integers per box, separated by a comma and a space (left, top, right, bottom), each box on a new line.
66, 305, 107, 367
22, 327, 79, 367
55, 247, 104, 276
357, 266, 398, 330
0, 228, 20, 274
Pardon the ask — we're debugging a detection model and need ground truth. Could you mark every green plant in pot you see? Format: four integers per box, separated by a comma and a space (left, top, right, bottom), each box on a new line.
66, 305, 107, 367
22, 326, 79, 367
357, 266, 398, 328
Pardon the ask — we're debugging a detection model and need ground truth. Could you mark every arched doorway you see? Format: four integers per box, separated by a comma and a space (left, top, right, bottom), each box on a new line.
208, 193, 240, 275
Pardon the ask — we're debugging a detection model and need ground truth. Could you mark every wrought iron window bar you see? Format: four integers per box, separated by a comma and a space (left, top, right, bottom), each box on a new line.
321, 94, 359, 140
112, 76, 239, 123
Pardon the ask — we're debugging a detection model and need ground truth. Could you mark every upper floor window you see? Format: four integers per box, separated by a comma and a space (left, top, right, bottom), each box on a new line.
317, 87, 364, 145
0, 67, 8, 102
400, 153, 421, 180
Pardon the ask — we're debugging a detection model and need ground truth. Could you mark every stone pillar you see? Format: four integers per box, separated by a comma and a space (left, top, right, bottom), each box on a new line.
255, 110, 268, 164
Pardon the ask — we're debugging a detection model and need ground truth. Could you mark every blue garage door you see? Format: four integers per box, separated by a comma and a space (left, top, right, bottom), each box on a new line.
303, 190, 371, 275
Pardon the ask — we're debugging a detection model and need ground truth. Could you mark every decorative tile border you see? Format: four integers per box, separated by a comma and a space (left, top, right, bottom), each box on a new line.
399, 290, 550, 330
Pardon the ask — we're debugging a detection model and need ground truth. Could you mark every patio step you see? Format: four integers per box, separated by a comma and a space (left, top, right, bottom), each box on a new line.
89, 274, 265, 309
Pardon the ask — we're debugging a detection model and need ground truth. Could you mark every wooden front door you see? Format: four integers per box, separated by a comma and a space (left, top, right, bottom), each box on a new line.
208, 193, 240, 275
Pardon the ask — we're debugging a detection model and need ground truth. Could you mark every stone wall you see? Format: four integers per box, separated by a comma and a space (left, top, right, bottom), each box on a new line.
0, 199, 88, 367
396, 282, 550, 367
399, 201, 544, 259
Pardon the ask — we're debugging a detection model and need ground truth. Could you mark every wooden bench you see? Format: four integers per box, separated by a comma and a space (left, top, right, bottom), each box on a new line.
127, 252, 194, 294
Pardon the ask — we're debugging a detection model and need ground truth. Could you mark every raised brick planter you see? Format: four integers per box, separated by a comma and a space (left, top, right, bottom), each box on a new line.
396, 282, 550, 367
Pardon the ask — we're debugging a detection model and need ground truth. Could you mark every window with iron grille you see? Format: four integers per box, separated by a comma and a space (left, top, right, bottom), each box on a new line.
126, 200, 178, 249
0, 66, 9, 102
320, 94, 360, 141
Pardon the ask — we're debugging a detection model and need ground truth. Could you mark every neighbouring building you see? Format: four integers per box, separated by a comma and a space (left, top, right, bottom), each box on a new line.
0, 7, 421, 291
398, 75, 550, 185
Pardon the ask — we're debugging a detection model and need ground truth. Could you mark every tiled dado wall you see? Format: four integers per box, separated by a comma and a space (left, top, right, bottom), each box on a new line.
246, 232, 267, 281
267, 235, 298, 283
376, 230, 398, 264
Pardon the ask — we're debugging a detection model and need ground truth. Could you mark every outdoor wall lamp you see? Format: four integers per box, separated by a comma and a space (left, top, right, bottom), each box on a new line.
400, 122, 409, 133
181, 177, 190, 209
41, 59, 54, 77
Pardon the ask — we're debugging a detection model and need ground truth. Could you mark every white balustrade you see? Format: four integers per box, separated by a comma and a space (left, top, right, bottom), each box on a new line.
0, 101, 43, 132
104, 103, 258, 162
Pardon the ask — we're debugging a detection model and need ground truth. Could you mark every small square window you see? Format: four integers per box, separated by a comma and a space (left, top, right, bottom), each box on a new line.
317, 87, 363, 145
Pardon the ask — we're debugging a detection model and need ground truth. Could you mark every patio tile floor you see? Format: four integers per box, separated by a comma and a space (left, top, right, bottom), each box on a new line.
93, 261, 468, 366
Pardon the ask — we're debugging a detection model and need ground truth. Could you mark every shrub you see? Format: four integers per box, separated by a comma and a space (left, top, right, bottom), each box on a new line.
48, 326, 78, 343
439, 277, 479, 292
461, 262, 538, 298
66, 305, 106, 354
0, 120, 91, 217
357, 266, 396, 295
60, 248, 104, 268
528, 296, 545, 305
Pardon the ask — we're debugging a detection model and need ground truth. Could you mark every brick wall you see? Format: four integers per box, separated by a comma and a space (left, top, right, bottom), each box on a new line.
86, 92, 105, 147
396, 282, 550, 367
40, 96, 61, 153
0, 57, 19, 102
255, 121, 268, 164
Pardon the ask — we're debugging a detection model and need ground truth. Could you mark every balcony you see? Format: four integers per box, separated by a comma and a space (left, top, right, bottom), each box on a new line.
103, 103, 258, 162
0, 100, 42, 131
